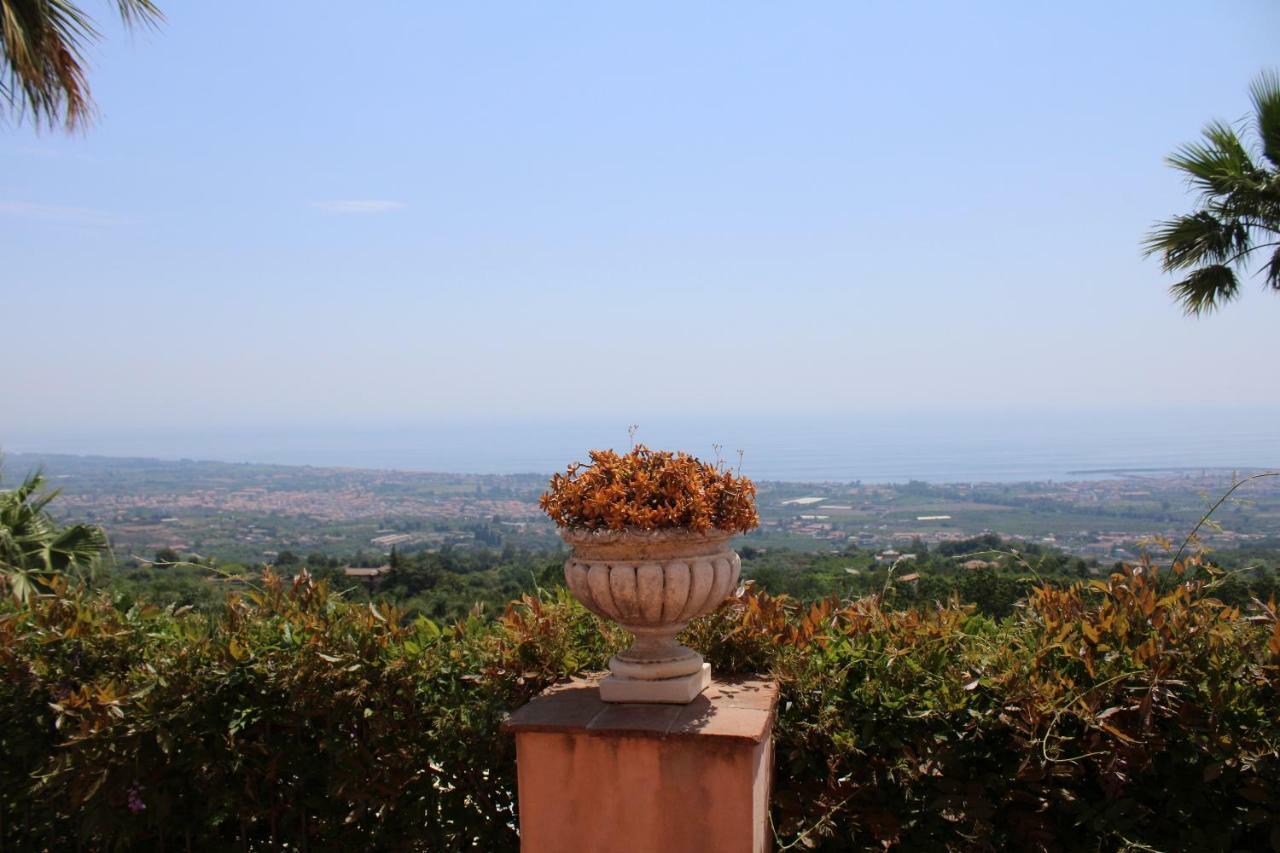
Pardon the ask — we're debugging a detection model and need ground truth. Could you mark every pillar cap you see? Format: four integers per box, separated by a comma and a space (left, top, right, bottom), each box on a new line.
502, 674, 778, 744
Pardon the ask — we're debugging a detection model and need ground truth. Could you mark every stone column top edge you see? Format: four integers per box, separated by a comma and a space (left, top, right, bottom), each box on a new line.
502, 674, 779, 743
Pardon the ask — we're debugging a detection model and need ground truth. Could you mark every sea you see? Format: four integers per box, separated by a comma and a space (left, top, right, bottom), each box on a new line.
7, 409, 1279, 484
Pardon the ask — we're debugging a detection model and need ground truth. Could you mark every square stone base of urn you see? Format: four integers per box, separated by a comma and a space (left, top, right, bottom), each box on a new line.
599, 661, 711, 704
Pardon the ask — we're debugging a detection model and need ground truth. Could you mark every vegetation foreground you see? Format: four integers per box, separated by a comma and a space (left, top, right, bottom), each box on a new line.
0, 555, 1276, 851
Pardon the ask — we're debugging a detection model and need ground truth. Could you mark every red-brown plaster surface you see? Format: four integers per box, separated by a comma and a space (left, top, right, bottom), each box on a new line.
503, 675, 777, 853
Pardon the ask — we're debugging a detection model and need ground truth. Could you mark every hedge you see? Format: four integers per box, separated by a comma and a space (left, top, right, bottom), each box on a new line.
1, 561, 1277, 851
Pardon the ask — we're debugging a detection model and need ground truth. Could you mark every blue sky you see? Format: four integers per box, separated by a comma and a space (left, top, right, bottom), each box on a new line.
3, 2, 1279, 442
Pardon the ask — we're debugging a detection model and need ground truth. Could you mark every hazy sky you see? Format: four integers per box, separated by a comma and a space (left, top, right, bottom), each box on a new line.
3, 2, 1279, 440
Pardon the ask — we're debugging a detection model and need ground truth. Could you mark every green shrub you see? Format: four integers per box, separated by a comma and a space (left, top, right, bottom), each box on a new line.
714, 563, 1280, 851
0, 572, 619, 851
1, 559, 1277, 851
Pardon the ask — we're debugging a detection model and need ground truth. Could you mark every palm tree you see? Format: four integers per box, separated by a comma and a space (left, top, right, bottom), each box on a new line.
0, 466, 107, 603
1145, 70, 1280, 315
1, 0, 162, 130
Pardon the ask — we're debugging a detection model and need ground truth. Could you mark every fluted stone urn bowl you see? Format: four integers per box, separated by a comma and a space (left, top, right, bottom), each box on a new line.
561, 527, 741, 703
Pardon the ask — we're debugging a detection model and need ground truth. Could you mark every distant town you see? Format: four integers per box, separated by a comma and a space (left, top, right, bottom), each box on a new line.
5, 453, 1275, 565
753, 471, 1279, 560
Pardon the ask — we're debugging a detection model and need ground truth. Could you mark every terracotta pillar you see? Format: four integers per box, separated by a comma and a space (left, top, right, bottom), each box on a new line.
503, 675, 778, 853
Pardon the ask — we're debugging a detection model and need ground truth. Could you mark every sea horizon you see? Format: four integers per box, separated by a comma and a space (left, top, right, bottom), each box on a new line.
6, 409, 1278, 484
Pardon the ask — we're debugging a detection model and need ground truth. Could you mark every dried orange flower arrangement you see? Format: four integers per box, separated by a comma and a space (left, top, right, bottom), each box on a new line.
540, 445, 759, 533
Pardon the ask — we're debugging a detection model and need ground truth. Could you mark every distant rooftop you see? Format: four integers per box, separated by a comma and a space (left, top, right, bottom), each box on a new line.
342, 565, 391, 578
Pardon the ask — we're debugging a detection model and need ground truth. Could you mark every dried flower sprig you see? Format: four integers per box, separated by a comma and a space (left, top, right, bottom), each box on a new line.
540, 445, 759, 533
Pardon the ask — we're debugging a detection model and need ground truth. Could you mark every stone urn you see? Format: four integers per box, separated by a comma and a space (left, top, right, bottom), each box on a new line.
561, 527, 742, 703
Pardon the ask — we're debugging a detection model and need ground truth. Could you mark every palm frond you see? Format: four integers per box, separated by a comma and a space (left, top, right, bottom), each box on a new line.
0, 0, 162, 129
114, 0, 160, 28
0, 463, 107, 602
25, 486, 60, 516
1143, 212, 1249, 271
5, 469, 43, 505
46, 522, 107, 569
1, 0, 93, 127
1149, 71, 1280, 313
1249, 69, 1280, 170
4, 568, 35, 604
1169, 264, 1240, 315
1265, 245, 1280, 293
1166, 120, 1262, 200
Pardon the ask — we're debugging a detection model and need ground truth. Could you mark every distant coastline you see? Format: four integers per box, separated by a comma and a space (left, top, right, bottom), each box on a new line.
5, 448, 1277, 488
6, 410, 1279, 485
1064, 466, 1269, 476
